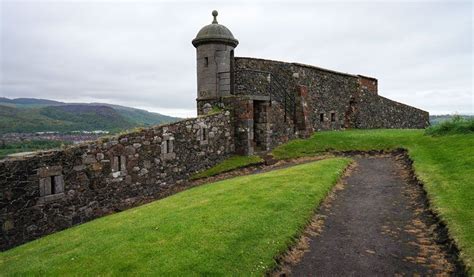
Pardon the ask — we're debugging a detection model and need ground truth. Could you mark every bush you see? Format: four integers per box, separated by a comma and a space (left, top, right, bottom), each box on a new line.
425, 115, 474, 136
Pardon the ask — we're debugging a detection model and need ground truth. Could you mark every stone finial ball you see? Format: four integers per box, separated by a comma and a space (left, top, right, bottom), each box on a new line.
212, 10, 218, 17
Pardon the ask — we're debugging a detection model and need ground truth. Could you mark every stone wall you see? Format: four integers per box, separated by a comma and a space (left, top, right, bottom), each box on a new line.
234, 58, 297, 98
234, 57, 428, 131
234, 57, 359, 133
354, 93, 430, 129
294, 85, 314, 138
358, 75, 378, 95
0, 112, 234, 250
291, 63, 360, 131
233, 58, 299, 153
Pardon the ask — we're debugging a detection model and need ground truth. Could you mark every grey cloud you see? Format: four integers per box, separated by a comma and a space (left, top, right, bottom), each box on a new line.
1, 1, 472, 117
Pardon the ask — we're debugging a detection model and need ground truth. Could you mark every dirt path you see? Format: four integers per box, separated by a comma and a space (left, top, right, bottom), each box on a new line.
283, 155, 465, 276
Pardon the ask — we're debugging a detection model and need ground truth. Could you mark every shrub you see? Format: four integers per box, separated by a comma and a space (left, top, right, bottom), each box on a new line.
425, 115, 474, 136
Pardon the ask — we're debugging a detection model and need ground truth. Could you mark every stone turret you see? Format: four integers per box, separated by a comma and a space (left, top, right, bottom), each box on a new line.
192, 10, 238, 115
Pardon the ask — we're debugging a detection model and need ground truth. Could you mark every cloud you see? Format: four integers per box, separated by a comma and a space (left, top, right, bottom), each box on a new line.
1, 0, 472, 117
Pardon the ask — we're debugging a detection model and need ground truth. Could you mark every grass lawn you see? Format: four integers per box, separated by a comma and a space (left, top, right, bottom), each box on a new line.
0, 158, 350, 275
191, 155, 263, 180
273, 129, 474, 272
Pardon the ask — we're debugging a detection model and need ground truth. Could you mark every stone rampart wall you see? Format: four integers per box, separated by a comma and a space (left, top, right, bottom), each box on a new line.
291, 63, 360, 131
0, 112, 234, 250
234, 57, 297, 97
234, 57, 428, 130
354, 93, 430, 129
234, 57, 360, 131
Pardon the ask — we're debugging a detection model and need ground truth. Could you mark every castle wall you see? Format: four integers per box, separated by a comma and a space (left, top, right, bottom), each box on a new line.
234, 58, 296, 97
233, 58, 298, 152
234, 57, 359, 133
291, 63, 360, 131
0, 112, 234, 250
354, 93, 430, 129
358, 75, 378, 94
234, 57, 428, 131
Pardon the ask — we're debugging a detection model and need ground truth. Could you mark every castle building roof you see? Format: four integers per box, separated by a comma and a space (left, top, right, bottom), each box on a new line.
192, 10, 239, 48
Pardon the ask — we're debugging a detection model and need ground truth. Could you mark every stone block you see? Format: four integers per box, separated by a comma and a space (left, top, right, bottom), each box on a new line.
2, 220, 14, 232
38, 166, 62, 178
91, 163, 103, 172
83, 154, 97, 165
133, 143, 142, 149
143, 160, 152, 169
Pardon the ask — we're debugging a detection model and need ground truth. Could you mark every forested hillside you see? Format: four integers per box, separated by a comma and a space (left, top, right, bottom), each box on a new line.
0, 98, 180, 134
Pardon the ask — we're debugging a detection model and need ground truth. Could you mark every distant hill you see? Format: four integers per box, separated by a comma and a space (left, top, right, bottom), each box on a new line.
0, 97, 63, 106
0, 98, 181, 134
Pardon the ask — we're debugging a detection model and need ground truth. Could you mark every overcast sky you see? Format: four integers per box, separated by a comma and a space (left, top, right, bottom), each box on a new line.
0, 0, 472, 117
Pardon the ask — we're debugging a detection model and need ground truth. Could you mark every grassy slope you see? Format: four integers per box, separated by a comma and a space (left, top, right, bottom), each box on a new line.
273, 129, 474, 271
191, 155, 264, 179
0, 158, 351, 275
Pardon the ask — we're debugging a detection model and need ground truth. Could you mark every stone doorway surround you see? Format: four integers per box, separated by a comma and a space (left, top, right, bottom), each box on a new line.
253, 100, 271, 152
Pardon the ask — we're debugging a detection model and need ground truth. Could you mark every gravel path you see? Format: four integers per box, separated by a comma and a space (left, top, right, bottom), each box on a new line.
287, 155, 464, 276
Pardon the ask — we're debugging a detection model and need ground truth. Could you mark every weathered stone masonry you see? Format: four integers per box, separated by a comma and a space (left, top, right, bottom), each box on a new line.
1, 113, 233, 250
233, 57, 429, 132
1, 10, 429, 250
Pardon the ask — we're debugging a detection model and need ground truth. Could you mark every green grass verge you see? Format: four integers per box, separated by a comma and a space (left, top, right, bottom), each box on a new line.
273, 129, 474, 272
190, 155, 264, 180
0, 158, 350, 275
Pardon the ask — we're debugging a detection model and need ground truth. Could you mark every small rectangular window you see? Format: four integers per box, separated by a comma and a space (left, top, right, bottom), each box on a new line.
320, 113, 324, 122
204, 57, 209, 67
38, 166, 64, 200
198, 126, 209, 145
331, 112, 336, 122
161, 135, 175, 160
39, 175, 64, 197
112, 155, 125, 172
